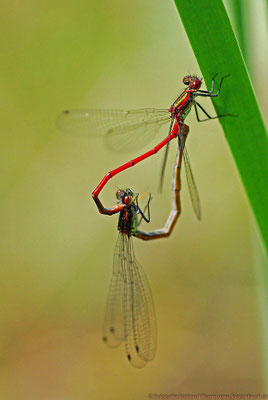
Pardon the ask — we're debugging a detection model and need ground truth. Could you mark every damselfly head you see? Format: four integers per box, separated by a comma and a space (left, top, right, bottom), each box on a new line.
183, 75, 202, 90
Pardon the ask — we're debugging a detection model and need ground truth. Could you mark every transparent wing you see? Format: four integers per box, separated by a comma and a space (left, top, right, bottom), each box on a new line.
105, 109, 170, 153
182, 145, 201, 220
103, 233, 157, 368
102, 234, 125, 348
159, 117, 175, 191
57, 108, 170, 152
123, 236, 157, 368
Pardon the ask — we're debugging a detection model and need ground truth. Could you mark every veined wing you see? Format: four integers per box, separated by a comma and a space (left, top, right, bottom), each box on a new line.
103, 233, 157, 367
182, 145, 201, 220
159, 116, 175, 191
57, 108, 171, 152
102, 233, 125, 348
122, 235, 157, 368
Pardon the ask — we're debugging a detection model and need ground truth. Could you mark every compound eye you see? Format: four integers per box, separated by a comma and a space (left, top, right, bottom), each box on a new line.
183, 76, 190, 85
116, 189, 123, 200
193, 79, 201, 89
123, 195, 130, 204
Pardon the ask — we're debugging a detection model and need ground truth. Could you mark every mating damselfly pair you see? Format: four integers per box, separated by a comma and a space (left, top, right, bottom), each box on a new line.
57, 74, 231, 367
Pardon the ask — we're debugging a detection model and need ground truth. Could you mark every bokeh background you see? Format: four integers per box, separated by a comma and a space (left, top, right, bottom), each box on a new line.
0, 0, 267, 398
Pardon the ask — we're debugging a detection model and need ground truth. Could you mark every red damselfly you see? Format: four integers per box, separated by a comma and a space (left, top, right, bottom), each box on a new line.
93, 127, 188, 367
57, 74, 231, 210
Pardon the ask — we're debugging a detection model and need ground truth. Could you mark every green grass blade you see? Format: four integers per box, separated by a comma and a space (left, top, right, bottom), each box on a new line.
174, 0, 268, 252
227, 0, 249, 69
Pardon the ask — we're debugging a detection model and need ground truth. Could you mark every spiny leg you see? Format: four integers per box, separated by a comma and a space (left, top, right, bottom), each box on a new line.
197, 74, 230, 97
194, 101, 235, 122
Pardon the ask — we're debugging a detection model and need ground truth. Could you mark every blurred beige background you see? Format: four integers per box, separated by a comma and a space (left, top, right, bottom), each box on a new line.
0, 0, 267, 399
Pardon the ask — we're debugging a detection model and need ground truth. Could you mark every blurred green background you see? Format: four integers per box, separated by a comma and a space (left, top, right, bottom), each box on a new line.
0, 0, 267, 398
